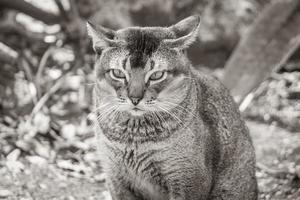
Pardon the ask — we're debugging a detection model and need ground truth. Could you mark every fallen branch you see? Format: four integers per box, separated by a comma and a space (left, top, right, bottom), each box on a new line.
0, 42, 18, 64
0, 0, 61, 25
0, 12, 46, 45
256, 162, 294, 179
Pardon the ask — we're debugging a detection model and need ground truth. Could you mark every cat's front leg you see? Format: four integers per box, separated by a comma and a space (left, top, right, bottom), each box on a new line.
166, 170, 211, 200
106, 178, 140, 200
168, 186, 207, 200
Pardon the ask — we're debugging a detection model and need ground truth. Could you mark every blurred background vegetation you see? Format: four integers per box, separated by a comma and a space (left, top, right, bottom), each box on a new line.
0, 0, 299, 199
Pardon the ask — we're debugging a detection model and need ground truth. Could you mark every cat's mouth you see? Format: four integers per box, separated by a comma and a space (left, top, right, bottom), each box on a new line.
133, 107, 141, 111
129, 107, 144, 116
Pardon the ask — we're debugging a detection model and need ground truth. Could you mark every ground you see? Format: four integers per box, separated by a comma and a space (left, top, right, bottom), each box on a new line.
250, 121, 300, 200
0, 120, 299, 200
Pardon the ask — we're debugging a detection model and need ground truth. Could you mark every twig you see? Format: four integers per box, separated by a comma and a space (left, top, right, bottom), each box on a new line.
54, 0, 70, 21
239, 80, 269, 112
274, 34, 300, 72
30, 74, 67, 119
0, 42, 18, 64
20, 57, 38, 104
23, 50, 38, 71
20, 57, 34, 84
256, 162, 293, 178
36, 46, 55, 98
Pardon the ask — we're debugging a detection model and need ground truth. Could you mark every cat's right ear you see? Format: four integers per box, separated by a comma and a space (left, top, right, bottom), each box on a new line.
86, 22, 120, 54
163, 15, 200, 50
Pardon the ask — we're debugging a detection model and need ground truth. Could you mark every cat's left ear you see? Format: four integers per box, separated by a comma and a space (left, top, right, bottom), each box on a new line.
164, 15, 201, 50
86, 22, 122, 54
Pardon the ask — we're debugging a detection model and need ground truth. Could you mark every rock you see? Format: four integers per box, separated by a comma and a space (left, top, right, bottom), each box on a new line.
94, 173, 106, 183
62, 75, 82, 90
56, 160, 75, 171
33, 112, 50, 134
0, 189, 12, 198
6, 149, 21, 161
102, 191, 112, 200
33, 141, 50, 158
39, 183, 47, 190
6, 160, 25, 173
65, 196, 76, 200
26, 156, 48, 166
15, 140, 32, 152
61, 124, 77, 140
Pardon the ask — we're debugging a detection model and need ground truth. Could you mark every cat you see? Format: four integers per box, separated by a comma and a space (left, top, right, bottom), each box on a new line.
87, 15, 258, 200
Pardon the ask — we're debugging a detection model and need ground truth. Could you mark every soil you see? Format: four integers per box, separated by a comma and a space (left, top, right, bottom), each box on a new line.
0, 120, 299, 200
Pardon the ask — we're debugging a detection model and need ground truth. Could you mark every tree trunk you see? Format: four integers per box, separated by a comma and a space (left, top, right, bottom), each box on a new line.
222, 0, 300, 103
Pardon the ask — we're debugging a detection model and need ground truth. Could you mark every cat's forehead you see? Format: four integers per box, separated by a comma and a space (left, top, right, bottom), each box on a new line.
116, 27, 175, 40
114, 27, 175, 69
116, 28, 174, 52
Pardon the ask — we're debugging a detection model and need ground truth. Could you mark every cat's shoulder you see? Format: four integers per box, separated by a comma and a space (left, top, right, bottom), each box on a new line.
191, 67, 230, 97
191, 67, 242, 125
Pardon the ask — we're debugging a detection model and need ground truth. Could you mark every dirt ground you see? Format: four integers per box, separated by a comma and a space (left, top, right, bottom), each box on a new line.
0, 120, 299, 200
249, 121, 300, 200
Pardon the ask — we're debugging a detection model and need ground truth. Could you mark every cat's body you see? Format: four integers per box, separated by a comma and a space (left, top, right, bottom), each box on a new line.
88, 15, 258, 200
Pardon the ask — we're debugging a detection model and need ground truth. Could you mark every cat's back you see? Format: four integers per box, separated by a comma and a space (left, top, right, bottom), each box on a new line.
191, 67, 250, 141
192, 68, 258, 199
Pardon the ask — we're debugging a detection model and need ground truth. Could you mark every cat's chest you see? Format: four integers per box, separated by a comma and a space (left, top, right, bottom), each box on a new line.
127, 167, 168, 200
121, 145, 169, 199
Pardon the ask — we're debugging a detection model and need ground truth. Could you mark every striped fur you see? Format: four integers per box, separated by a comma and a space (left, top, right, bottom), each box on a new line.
90, 15, 258, 200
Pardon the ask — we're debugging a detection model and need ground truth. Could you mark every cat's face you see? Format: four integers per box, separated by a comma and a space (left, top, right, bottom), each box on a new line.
88, 16, 200, 117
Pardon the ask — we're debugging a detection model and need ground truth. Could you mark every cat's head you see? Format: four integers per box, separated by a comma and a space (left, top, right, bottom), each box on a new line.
88, 15, 200, 117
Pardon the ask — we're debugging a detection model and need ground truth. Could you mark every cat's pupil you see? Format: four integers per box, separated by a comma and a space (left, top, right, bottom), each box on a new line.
150, 71, 164, 80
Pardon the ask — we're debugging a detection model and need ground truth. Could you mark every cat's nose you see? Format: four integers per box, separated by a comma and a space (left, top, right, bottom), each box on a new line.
130, 97, 142, 105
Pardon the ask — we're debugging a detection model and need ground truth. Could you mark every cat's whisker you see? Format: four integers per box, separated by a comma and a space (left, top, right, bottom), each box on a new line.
162, 91, 187, 102
150, 111, 170, 133
156, 112, 171, 133
111, 109, 121, 124
96, 106, 117, 122
92, 102, 113, 113
92, 96, 121, 113
89, 106, 116, 128
156, 104, 185, 129
160, 103, 190, 121
162, 101, 198, 119
89, 103, 114, 127
98, 106, 117, 118
158, 103, 194, 134
93, 107, 113, 117
97, 109, 117, 124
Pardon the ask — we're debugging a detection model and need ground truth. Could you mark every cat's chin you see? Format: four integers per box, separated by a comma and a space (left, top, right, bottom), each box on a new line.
127, 108, 145, 117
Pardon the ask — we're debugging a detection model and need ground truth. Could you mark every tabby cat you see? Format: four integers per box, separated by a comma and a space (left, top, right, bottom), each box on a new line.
87, 15, 258, 200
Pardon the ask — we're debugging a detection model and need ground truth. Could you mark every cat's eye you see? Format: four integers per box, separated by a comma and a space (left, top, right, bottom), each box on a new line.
149, 71, 165, 81
110, 69, 126, 79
